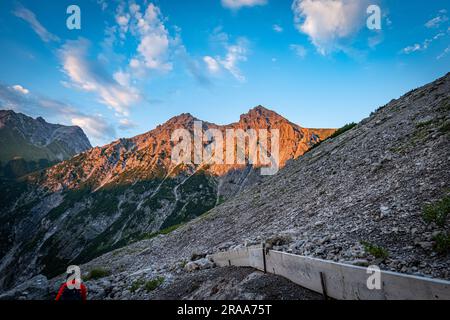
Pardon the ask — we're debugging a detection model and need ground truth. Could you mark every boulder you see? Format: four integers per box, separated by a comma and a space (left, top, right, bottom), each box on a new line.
184, 258, 215, 272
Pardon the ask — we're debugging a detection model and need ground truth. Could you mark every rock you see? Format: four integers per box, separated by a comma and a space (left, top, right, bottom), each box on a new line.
432, 231, 442, 238
0, 275, 49, 300
217, 241, 235, 251
87, 282, 106, 299
244, 239, 260, 247
190, 252, 207, 261
380, 206, 391, 218
417, 242, 434, 250
416, 116, 433, 126
289, 240, 306, 250
318, 236, 331, 245
314, 221, 325, 227
184, 258, 215, 272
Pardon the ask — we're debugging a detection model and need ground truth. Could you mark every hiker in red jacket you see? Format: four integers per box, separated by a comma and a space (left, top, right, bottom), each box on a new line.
55, 273, 87, 301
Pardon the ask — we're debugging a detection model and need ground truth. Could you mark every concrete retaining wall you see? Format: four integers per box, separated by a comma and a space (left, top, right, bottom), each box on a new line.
211, 245, 450, 300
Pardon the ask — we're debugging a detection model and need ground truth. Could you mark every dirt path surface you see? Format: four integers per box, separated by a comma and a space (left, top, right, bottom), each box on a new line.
148, 267, 323, 300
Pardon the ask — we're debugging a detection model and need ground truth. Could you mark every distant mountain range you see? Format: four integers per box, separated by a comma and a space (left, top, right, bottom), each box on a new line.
0, 106, 335, 290
0, 110, 91, 178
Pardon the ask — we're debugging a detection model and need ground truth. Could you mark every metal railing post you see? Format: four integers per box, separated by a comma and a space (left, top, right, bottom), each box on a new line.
262, 243, 267, 274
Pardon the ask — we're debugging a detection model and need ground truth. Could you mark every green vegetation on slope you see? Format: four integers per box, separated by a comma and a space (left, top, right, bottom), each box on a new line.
84, 268, 111, 281
423, 194, 450, 227
361, 241, 389, 259
307, 122, 357, 153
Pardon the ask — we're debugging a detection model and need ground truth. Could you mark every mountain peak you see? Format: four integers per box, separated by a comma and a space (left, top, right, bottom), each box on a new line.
240, 105, 285, 124
249, 105, 275, 114
165, 113, 198, 127
0, 109, 15, 116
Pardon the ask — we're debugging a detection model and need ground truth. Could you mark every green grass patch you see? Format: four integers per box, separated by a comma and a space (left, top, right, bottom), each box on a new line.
144, 277, 165, 292
130, 279, 145, 293
139, 223, 184, 241
306, 123, 357, 153
361, 241, 389, 259
433, 233, 450, 254
84, 268, 111, 281
416, 120, 433, 129
423, 195, 450, 227
328, 123, 357, 139
439, 121, 450, 133
439, 100, 450, 112
217, 195, 226, 205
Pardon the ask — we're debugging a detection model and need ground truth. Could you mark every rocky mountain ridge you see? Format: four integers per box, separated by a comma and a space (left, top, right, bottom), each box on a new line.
0, 106, 334, 291
34, 106, 334, 192
0, 110, 92, 177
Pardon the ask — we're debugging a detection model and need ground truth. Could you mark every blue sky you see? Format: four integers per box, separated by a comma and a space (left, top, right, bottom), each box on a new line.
0, 0, 449, 146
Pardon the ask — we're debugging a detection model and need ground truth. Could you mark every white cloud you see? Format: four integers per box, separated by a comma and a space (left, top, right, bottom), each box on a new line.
290, 44, 307, 58
273, 24, 283, 33
425, 10, 448, 28
401, 33, 445, 54
13, 4, 59, 43
292, 0, 370, 55
109, 2, 176, 74
124, 3, 173, 72
137, 33, 172, 71
221, 0, 267, 10
129, 58, 141, 69
402, 44, 421, 54
97, 0, 108, 11
116, 14, 131, 37
116, 15, 130, 26
385, 16, 392, 27
58, 38, 140, 116
203, 29, 249, 82
219, 39, 248, 81
437, 46, 450, 60
203, 56, 221, 73
71, 116, 116, 145
209, 26, 230, 44
118, 118, 138, 130
11, 85, 29, 95
368, 33, 384, 49
113, 70, 131, 87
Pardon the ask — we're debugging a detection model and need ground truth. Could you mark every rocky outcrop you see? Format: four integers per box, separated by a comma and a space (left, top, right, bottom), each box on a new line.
0, 275, 49, 300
